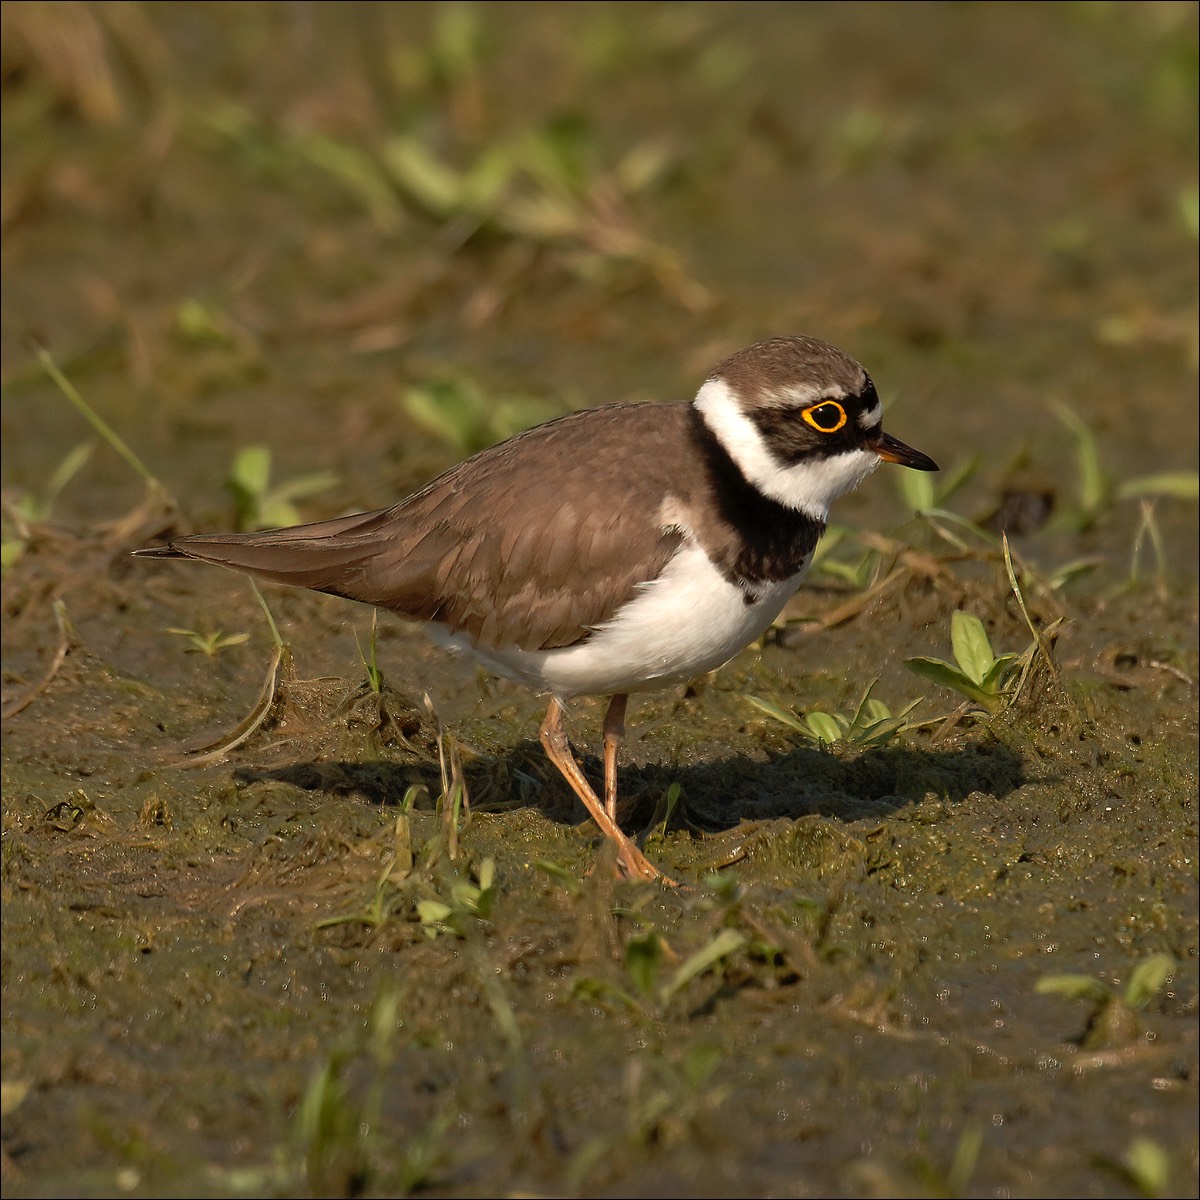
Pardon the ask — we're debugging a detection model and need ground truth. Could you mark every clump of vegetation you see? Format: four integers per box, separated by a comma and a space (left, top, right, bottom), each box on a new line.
571, 922, 746, 1018
566, 1041, 727, 1191
414, 855, 497, 940
401, 376, 563, 457
315, 707, 489, 941
1053, 402, 1198, 535
209, 986, 448, 1197
2, 351, 172, 573
1, 442, 94, 571
1103, 1137, 1176, 1200
200, 4, 710, 312
163, 625, 249, 657
224, 445, 338, 531
746, 679, 922, 748
1036, 952, 1176, 1049
904, 609, 1024, 716
354, 608, 386, 696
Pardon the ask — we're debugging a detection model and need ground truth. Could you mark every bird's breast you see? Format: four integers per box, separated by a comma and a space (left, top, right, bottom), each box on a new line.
429, 541, 810, 698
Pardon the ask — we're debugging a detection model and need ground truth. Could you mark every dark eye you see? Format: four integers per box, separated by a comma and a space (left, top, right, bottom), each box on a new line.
802, 401, 847, 433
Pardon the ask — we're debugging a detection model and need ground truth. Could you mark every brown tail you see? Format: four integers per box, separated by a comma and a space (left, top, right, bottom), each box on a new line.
132, 508, 396, 595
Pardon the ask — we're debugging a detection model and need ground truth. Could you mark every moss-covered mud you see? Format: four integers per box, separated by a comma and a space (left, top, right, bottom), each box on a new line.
2, 4, 1197, 1197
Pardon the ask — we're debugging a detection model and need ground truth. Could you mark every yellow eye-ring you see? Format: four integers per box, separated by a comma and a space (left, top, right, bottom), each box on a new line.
802, 400, 847, 433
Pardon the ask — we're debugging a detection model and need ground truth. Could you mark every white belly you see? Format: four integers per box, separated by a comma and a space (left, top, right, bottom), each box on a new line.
432, 543, 809, 698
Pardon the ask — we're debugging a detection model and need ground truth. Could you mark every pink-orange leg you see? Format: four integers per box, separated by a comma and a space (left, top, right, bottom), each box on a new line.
602, 693, 629, 822
539, 696, 675, 886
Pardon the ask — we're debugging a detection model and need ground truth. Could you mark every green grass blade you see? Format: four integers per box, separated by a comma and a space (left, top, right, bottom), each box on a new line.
37, 349, 161, 489
661, 929, 746, 1002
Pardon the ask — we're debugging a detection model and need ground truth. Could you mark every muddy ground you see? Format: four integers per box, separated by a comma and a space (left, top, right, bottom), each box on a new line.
2, 3, 1197, 1198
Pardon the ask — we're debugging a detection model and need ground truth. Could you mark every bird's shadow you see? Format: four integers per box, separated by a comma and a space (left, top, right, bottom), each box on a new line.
231, 733, 1026, 834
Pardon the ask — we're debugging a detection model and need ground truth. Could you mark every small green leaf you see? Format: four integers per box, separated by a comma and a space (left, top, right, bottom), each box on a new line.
1046, 557, 1104, 589
744, 694, 808, 733
904, 657, 1001, 712
416, 899, 453, 927
477, 857, 495, 893
1, 1080, 30, 1117
1116, 472, 1199, 502
803, 712, 844, 745
448, 879, 480, 910
176, 297, 238, 347
854, 716, 910, 748
814, 558, 874, 586
1, 538, 27, 572
462, 144, 516, 210
904, 657, 975, 693
294, 132, 404, 234
844, 678, 880, 739
501, 191, 586, 241
625, 932, 664, 999
1123, 1137, 1171, 1198
383, 136, 469, 217
533, 859, 580, 894
271, 470, 341, 505
569, 976, 639, 1011
656, 782, 683, 837
230, 445, 272, 497
402, 380, 501, 455
947, 1124, 984, 1198
950, 610, 996, 685
1124, 954, 1175, 1010
979, 653, 1018, 692
522, 114, 592, 190
615, 138, 675, 196
1035, 973, 1112, 1004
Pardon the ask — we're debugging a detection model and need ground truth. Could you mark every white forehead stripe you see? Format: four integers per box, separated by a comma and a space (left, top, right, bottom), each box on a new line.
857, 398, 882, 430
771, 381, 845, 406
694, 377, 882, 519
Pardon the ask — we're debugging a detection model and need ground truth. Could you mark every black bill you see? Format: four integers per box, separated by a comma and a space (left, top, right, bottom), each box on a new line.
873, 431, 939, 472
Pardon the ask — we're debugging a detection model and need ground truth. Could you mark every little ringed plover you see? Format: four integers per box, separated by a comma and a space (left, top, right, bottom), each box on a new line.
136, 335, 938, 884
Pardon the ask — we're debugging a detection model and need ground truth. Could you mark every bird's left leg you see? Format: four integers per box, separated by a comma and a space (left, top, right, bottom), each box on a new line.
602, 692, 629, 823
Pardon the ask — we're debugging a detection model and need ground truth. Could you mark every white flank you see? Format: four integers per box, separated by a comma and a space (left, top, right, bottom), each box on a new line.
693, 377, 880, 518
432, 542, 808, 699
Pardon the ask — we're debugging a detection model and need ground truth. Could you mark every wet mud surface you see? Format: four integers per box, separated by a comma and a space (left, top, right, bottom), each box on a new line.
2, 4, 1197, 1197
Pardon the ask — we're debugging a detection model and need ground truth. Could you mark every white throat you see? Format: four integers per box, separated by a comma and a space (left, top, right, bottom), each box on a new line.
693, 377, 880, 519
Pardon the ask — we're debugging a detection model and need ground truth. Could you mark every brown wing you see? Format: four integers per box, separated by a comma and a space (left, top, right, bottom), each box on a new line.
137, 403, 694, 652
